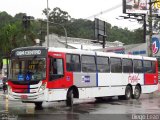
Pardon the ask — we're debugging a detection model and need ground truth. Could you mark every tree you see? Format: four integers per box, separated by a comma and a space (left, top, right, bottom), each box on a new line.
43, 7, 71, 24
0, 24, 18, 57
0, 11, 13, 28
0, 12, 40, 59
66, 19, 94, 39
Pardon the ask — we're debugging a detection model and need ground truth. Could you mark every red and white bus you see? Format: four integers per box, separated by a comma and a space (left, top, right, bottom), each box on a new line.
8, 46, 158, 107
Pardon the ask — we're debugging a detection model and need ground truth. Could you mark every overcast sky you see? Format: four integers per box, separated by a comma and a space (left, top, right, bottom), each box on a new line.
0, 0, 142, 30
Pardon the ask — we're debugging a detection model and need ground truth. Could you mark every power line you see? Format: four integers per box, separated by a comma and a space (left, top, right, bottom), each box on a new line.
86, 3, 122, 19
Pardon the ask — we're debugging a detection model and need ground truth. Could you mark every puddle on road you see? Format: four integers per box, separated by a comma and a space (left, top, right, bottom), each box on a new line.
0, 94, 159, 119
0, 111, 18, 120
107, 102, 121, 105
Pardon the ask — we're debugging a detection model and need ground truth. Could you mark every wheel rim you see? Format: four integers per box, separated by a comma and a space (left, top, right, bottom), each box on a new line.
134, 87, 140, 97
125, 86, 131, 99
69, 90, 74, 107
71, 92, 73, 105
127, 89, 131, 98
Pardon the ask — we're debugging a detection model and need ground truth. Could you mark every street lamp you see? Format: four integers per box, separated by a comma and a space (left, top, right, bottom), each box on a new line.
39, 20, 68, 48
49, 21, 68, 48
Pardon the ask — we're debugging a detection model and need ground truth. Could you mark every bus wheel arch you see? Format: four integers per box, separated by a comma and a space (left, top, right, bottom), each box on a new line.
66, 86, 79, 106
133, 84, 141, 99
118, 84, 133, 100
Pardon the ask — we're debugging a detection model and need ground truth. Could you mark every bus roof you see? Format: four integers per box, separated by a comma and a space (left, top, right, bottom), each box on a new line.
12, 46, 157, 61
48, 47, 157, 61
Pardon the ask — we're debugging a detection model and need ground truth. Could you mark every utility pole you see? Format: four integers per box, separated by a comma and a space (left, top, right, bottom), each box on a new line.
143, 14, 146, 43
148, 0, 153, 57
46, 0, 49, 47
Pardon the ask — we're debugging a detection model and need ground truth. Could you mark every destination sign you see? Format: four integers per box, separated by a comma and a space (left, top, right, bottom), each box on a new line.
11, 47, 47, 58
16, 50, 41, 56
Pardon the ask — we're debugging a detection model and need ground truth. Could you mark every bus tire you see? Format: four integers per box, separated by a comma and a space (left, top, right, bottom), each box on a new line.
133, 85, 141, 99
66, 89, 74, 107
35, 102, 43, 108
124, 86, 132, 100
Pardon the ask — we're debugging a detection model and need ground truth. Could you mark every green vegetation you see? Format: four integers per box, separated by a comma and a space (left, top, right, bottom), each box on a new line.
0, 7, 144, 60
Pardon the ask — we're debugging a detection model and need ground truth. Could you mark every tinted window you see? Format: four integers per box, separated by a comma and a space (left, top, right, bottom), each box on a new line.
66, 54, 81, 72
143, 60, 156, 73
82, 55, 96, 72
133, 59, 143, 73
110, 57, 122, 73
122, 59, 133, 73
49, 58, 64, 80
97, 56, 110, 73
151, 61, 156, 73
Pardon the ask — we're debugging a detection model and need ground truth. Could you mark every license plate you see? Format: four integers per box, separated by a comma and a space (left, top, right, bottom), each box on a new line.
21, 95, 28, 99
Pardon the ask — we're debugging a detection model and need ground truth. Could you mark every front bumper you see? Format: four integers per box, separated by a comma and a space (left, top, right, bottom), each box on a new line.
8, 91, 45, 102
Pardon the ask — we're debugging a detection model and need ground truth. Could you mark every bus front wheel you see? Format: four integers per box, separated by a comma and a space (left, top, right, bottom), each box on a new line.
66, 90, 74, 107
35, 102, 43, 109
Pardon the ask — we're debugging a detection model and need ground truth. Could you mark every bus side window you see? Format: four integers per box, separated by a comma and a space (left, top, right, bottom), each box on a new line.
81, 55, 96, 72
133, 59, 143, 73
110, 57, 122, 73
66, 54, 81, 72
97, 56, 110, 73
151, 61, 156, 73
143, 60, 156, 73
49, 58, 64, 81
122, 58, 133, 73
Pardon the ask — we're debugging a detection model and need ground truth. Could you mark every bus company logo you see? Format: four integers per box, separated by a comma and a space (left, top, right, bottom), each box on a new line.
82, 76, 90, 83
152, 37, 160, 54
16, 50, 41, 56
128, 74, 140, 83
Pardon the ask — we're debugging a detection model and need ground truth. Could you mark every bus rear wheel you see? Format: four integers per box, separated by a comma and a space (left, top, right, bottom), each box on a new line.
124, 86, 132, 100
133, 85, 141, 99
66, 90, 74, 107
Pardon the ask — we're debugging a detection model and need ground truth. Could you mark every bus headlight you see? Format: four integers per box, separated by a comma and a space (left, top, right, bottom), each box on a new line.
38, 83, 46, 92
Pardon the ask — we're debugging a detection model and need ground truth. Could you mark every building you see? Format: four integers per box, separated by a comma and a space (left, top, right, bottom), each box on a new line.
42, 33, 124, 50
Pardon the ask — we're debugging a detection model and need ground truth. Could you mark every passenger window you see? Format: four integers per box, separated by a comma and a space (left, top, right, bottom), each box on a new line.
151, 61, 156, 73
143, 60, 156, 73
133, 59, 143, 73
122, 58, 133, 73
97, 56, 110, 73
110, 57, 122, 73
66, 54, 81, 72
49, 58, 64, 81
82, 55, 96, 72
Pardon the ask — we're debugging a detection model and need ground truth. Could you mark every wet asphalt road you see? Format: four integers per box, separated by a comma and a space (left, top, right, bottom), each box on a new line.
0, 91, 160, 120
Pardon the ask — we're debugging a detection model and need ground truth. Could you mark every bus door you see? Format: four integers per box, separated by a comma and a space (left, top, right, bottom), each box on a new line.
47, 52, 72, 89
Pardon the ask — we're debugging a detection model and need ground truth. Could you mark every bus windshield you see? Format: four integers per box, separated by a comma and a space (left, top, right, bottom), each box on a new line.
10, 58, 46, 81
